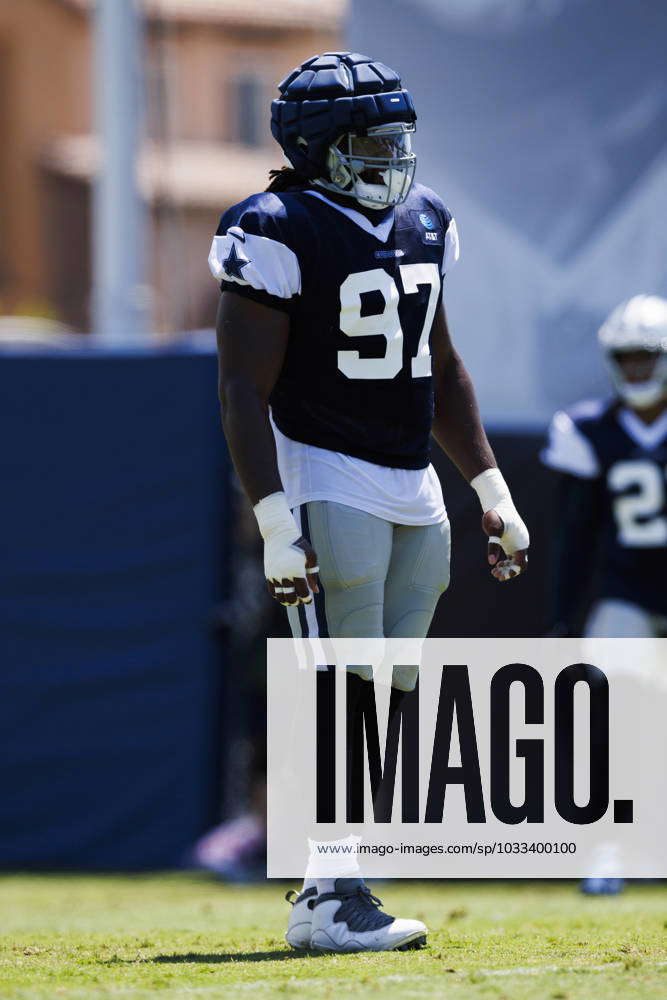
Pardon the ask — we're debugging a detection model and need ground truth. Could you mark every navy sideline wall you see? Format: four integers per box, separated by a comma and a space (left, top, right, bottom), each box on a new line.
0, 345, 554, 869
430, 432, 555, 640
0, 348, 230, 870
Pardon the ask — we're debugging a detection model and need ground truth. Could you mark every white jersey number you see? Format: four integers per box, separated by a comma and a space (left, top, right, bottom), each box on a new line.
608, 460, 667, 547
338, 264, 440, 381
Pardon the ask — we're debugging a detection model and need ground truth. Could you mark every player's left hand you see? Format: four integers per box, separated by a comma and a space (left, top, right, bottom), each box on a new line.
482, 509, 528, 581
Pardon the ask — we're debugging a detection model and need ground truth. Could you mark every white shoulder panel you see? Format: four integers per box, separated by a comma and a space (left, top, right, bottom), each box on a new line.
442, 218, 460, 275
541, 410, 600, 478
208, 226, 301, 298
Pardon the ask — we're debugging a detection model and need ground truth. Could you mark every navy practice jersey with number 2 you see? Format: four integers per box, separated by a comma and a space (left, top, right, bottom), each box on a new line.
209, 183, 458, 469
542, 398, 667, 616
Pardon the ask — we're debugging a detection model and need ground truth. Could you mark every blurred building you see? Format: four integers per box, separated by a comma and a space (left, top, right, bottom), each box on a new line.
0, 0, 346, 334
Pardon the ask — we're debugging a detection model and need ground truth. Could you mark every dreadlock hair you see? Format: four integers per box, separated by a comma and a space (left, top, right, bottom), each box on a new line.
266, 166, 311, 193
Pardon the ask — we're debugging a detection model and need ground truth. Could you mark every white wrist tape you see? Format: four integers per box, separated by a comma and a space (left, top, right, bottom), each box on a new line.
253, 491, 299, 542
470, 467, 510, 512
470, 468, 529, 555
253, 491, 307, 586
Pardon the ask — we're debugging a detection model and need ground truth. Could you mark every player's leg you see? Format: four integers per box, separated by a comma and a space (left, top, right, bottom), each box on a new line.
382, 519, 451, 690
302, 518, 450, 949
384, 519, 451, 637
284, 502, 426, 950
285, 501, 388, 947
285, 501, 391, 641
305, 508, 436, 950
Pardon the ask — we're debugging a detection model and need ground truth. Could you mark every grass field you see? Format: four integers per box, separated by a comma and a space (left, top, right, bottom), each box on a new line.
1, 874, 666, 999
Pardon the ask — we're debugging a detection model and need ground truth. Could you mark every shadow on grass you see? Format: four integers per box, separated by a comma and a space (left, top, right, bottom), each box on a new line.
107, 950, 324, 965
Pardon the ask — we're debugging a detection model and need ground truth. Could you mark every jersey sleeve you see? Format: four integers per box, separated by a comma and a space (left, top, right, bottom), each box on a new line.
540, 410, 601, 479
425, 189, 459, 276
442, 217, 459, 276
208, 193, 301, 313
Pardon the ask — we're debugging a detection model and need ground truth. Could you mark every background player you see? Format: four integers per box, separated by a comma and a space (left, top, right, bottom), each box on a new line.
211, 52, 529, 951
542, 294, 667, 894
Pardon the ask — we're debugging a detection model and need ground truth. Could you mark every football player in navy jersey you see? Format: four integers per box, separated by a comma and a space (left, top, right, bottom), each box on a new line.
210, 52, 529, 952
542, 294, 667, 895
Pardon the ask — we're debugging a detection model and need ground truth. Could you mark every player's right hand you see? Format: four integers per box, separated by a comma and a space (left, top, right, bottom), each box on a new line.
253, 491, 320, 606
265, 534, 320, 606
482, 509, 529, 581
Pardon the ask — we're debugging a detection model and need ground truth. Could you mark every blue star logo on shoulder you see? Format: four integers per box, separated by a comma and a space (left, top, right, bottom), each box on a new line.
223, 242, 251, 281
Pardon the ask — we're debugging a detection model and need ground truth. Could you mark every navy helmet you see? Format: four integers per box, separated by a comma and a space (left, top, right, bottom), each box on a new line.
271, 52, 417, 209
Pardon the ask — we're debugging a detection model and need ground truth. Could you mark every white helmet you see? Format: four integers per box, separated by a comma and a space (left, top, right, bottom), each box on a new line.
598, 295, 667, 409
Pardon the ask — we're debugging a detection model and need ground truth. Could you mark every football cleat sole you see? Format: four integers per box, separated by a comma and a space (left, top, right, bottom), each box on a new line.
310, 928, 428, 953
395, 933, 428, 951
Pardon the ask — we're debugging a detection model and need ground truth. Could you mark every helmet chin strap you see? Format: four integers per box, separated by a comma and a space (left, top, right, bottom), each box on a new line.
355, 170, 404, 209
315, 169, 407, 210
312, 180, 385, 211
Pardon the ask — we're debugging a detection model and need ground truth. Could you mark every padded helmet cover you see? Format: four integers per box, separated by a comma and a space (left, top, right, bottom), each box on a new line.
271, 52, 417, 180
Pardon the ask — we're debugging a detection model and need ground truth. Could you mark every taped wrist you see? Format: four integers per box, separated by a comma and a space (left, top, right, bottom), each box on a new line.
470, 467, 510, 512
253, 491, 305, 584
470, 468, 529, 555
253, 491, 300, 543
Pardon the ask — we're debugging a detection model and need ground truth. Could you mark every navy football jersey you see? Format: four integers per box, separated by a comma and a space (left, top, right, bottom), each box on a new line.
542, 399, 667, 615
209, 183, 459, 469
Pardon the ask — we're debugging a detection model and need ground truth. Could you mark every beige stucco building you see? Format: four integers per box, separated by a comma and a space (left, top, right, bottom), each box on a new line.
0, 0, 345, 333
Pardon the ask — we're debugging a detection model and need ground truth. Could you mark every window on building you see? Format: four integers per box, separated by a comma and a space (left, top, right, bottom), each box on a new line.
229, 72, 267, 148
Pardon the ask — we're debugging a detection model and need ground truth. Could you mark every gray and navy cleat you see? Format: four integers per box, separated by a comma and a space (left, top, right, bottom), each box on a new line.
285, 886, 318, 949
309, 878, 427, 953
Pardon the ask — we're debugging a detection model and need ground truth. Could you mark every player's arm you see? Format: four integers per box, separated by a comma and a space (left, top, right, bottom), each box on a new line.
431, 301, 529, 580
216, 291, 319, 605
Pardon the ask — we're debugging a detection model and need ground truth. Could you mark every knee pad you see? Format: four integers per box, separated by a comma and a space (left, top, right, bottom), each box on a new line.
346, 664, 374, 683
392, 664, 419, 692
